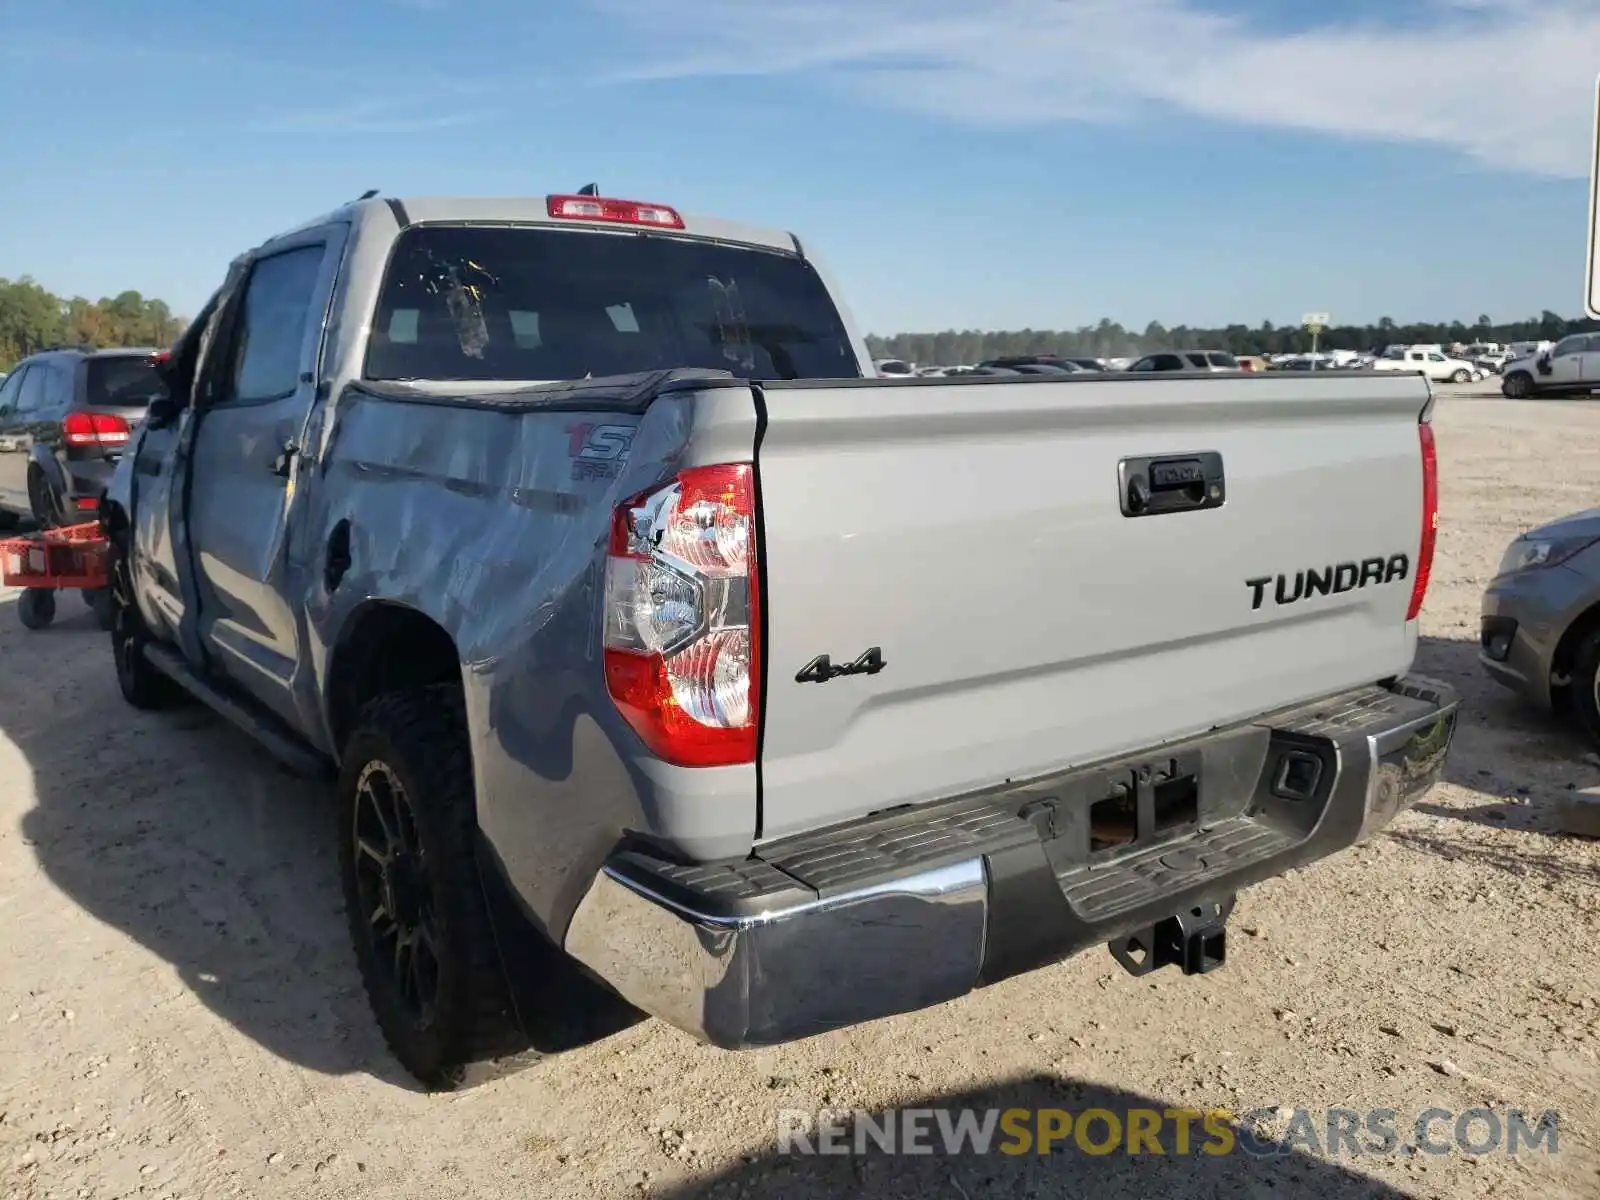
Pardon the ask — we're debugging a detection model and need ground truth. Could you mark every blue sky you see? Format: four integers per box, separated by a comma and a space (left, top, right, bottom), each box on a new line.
1, 0, 1596, 333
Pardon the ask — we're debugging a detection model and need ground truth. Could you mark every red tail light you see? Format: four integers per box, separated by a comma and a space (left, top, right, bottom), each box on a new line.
547, 194, 684, 230
1407, 420, 1438, 620
602, 464, 760, 767
62, 411, 130, 448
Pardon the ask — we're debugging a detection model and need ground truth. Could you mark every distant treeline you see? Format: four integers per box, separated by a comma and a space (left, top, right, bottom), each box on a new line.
7, 272, 1597, 376
865, 312, 1600, 365
0, 276, 188, 371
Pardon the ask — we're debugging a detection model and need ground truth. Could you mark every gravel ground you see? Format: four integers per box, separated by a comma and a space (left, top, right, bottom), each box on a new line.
1, 388, 1597, 1200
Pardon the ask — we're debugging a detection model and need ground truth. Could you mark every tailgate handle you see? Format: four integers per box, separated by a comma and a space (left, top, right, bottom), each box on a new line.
1119, 452, 1225, 518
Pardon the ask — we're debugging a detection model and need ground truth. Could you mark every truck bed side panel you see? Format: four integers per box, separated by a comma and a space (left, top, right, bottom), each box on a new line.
753, 373, 1430, 842
304, 382, 760, 938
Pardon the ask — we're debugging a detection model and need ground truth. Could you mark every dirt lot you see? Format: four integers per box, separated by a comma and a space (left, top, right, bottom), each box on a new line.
2, 389, 1597, 1200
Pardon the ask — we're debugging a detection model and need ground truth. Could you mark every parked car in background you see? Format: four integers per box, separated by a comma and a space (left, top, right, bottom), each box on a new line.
1371, 346, 1481, 384
1124, 351, 1241, 373
1506, 341, 1553, 361
0, 345, 164, 530
1235, 356, 1268, 373
874, 358, 915, 378
1499, 334, 1600, 399
1482, 505, 1600, 746
979, 356, 1097, 373
1010, 363, 1084, 376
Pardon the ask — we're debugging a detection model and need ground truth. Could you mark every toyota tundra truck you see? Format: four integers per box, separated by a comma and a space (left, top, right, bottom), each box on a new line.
100, 191, 1459, 1089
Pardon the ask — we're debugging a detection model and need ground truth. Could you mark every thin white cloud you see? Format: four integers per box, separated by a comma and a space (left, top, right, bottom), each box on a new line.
247, 102, 484, 136
591, 0, 1599, 177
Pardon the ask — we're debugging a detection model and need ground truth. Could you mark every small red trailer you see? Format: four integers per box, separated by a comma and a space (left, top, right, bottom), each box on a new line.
0, 521, 113, 631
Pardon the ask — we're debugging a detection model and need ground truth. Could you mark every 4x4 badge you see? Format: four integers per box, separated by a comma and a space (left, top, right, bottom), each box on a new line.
795, 647, 886, 684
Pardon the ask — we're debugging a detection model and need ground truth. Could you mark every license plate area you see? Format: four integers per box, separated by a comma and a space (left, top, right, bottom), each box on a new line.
1012, 727, 1264, 875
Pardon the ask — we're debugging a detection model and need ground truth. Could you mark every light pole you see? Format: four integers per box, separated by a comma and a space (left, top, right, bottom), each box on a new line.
1302, 313, 1329, 370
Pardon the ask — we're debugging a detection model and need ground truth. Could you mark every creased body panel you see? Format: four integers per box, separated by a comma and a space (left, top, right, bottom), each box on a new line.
754, 373, 1432, 841
305, 379, 761, 938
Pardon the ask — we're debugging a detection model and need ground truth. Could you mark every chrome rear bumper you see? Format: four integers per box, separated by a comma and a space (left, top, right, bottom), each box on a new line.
564, 675, 1458, 1048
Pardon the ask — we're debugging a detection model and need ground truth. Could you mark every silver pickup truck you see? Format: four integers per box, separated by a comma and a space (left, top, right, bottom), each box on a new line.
101, 192, 1460, 1089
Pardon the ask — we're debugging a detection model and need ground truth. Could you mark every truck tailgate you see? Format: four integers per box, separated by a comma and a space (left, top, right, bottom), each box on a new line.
752, 373, 1432, 841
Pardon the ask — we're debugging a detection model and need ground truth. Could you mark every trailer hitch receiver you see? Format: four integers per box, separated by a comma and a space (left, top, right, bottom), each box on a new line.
1109, 895, 1236, 978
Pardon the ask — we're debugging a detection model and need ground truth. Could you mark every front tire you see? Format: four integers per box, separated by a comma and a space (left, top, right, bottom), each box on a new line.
108, 538, 188, 709
338, 685, 520, 1089
1451, 368, 1471, 383
1502, 371, 1533, 399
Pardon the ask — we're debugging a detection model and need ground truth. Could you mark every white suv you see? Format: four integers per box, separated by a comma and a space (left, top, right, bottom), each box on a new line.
1371, 347, 1482, 383
1500, 334, 1600, 399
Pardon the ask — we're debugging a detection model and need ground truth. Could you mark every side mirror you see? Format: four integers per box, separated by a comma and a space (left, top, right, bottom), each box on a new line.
145, 394, 182, 429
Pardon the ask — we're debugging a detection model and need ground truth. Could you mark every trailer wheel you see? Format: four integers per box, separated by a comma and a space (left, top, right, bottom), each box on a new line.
17, 588, 55, 630
86, 587, 115, 631
338, 684, 522, 1089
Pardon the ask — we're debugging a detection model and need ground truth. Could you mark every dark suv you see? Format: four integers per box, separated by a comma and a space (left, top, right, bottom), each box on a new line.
0, 346, 165, 529
979, 355, 1104, 373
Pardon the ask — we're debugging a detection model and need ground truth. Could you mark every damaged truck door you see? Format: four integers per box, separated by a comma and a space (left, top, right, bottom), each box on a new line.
183, 231, 344, 725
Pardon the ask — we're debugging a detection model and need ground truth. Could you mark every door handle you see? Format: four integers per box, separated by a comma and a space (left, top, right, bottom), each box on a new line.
269, 440, 300, 478
1119, 452, 1226, 517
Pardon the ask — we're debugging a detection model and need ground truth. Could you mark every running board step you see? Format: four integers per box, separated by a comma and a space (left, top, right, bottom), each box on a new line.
141, 643, 330, 778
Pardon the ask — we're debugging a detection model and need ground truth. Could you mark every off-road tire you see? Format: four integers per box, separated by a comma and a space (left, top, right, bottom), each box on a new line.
17, 588, 55, 630
108, 537, 188, 709
1502, 371, 1533, 399
338, 685, 520, 1090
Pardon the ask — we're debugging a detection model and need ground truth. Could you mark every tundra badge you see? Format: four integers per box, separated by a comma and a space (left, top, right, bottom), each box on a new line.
1246, 555, 1410, 610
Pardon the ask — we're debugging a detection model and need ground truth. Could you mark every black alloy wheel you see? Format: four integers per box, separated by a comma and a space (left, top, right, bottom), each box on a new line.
350, 758, 443, 1027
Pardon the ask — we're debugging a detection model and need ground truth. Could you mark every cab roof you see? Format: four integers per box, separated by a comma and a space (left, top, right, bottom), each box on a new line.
262, 194, 802, 257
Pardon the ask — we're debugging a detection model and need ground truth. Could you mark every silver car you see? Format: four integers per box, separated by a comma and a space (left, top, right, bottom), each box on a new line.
1125, 351, 1242, 373
1481, 507, 1600, 743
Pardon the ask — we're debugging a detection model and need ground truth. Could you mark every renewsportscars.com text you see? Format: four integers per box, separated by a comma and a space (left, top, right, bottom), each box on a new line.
777, 1106, 1561, 1159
